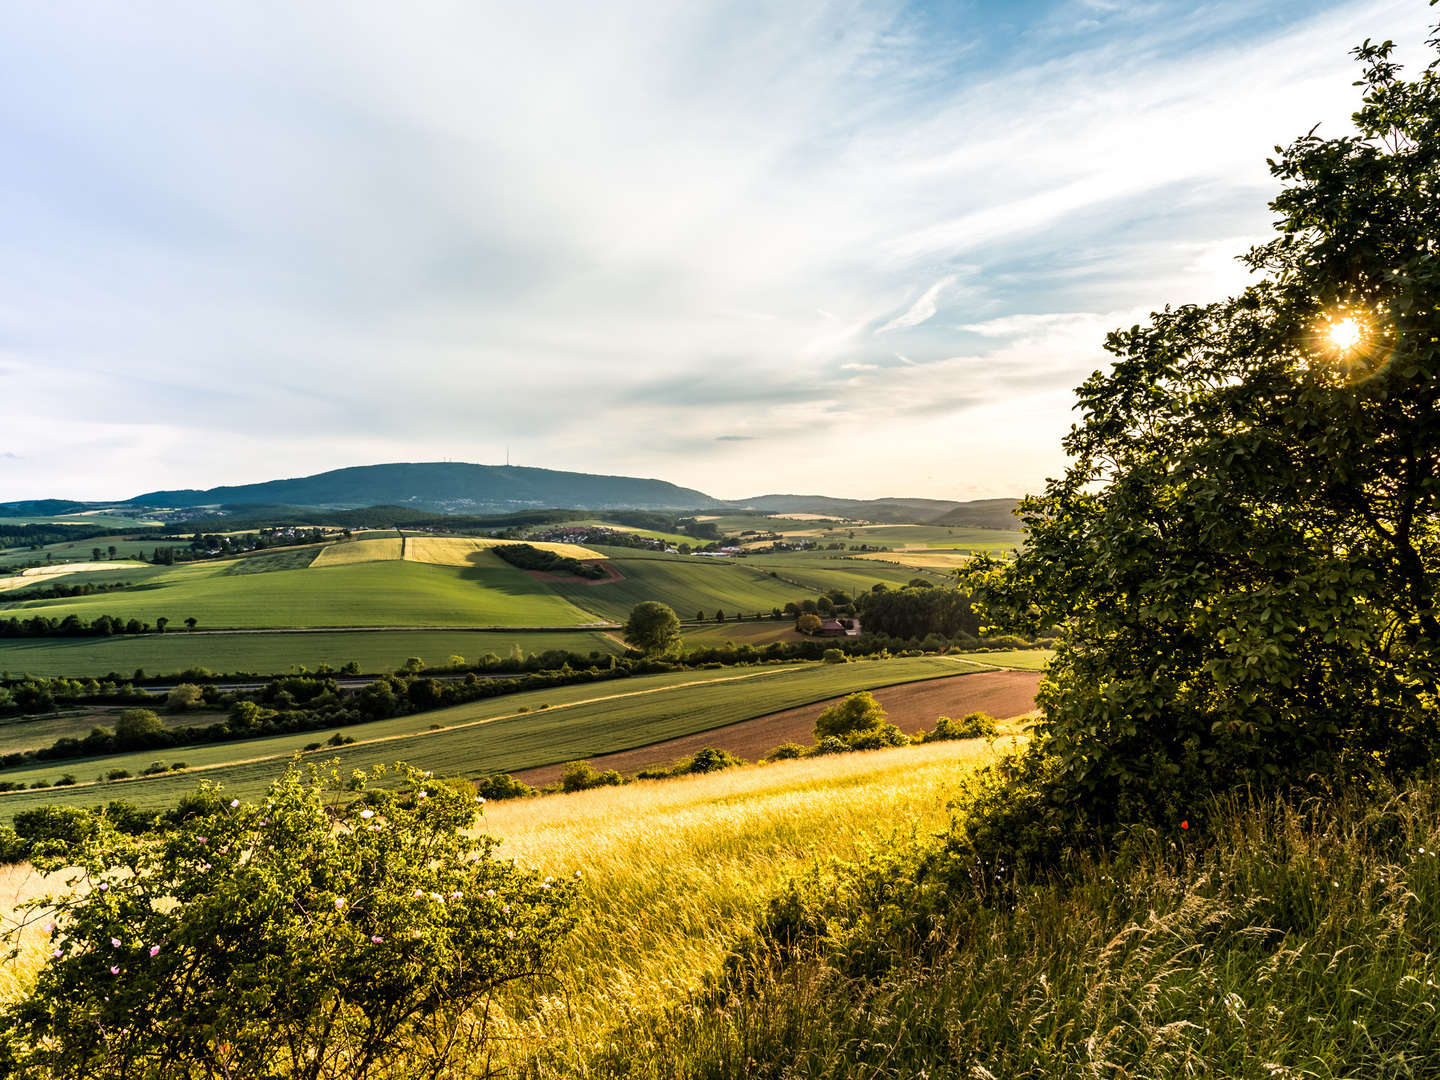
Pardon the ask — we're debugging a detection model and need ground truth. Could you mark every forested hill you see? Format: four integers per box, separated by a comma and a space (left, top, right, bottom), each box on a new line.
739, 494, 1019, 527
126, 462, 725, 513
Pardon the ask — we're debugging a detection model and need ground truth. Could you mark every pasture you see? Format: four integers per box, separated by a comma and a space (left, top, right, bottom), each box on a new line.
0, 655, 1017, 813
541, 555, 804, 622
0, 556, 601, 629
0, 629, 625, 678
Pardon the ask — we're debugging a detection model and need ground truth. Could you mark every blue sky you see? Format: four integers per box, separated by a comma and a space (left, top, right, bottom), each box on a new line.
1, 0, 1434, 502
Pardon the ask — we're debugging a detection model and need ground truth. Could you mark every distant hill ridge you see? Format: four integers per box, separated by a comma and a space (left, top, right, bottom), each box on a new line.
3, 461, 1020, 526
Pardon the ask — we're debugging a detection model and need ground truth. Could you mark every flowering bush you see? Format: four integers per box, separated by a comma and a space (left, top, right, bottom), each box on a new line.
0, 762, 575, 1079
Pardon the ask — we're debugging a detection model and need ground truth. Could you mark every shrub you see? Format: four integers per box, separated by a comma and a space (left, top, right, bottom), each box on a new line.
164, 683, 203, 712
475, 772, 537, 801
11, 806, 97, 853
844, 723, 909, 751
814, 691, 887, 741
0, 763, 575, 1078
764, 742, 808, 761
114, 709, 163, 744
821, 648, 847, 664
926, 712, 998, 742
673, 747, 744, 775
103, 769, 132, 781
560, 760, 626, 793
141, 761, 170, 775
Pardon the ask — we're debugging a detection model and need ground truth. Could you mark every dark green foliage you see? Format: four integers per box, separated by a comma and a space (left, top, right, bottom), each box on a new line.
961, 32, 1440, 839
856, 586, 979, 640
0, 763, 575, 1078
474, 772, 537, 800
559, 760, 625, 793
492, 542, 607, 578
924, 712, 997, 742
623, 601, 682, 656
813, 691, 886, 740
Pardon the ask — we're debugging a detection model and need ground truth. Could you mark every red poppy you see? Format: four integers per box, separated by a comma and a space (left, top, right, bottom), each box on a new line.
1180, 820, 1189, 830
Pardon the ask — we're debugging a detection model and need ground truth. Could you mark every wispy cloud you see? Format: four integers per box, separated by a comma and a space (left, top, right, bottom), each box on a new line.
0, 0, 1432, 500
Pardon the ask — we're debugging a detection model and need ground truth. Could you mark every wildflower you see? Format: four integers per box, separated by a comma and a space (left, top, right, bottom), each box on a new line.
506, 929, 515, 939
334, 898, 346, 909
371, 935, 384, 944
413, 889, 425, 899
197, 837, 208, 845
1180, 820, 1189, 830
110, 966, 120, 975
359, 809, 374, 820
111, 938, 121, 948
449, 890, 463, 900
229, 799, 240, 808
42, 922, 54, 934
98, 883, 108, 891
486, 889, 495, 898
51, 949, 62, 959
149, 945, 160, 958
200, 863, 212, 873
418, 791, 428, 799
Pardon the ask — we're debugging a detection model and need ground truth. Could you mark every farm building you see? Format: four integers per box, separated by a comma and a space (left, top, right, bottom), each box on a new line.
818, 617, 861, 637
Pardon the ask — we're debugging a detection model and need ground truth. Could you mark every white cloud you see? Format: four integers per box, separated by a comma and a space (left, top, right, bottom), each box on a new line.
878, 275, 958, 332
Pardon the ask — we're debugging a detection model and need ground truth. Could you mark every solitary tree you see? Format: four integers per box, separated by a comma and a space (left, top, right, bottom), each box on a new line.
963, 31, 1440, 831
625, 601, 681, 655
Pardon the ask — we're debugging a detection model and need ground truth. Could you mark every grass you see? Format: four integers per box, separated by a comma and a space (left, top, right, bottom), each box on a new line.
483, 738, 1010, 1073
2, 556, 600, 629
740, 553, 948, 593
589, 780, 1440, 1079
0, 656, 995, 812
0, 629, 626, 678
0, 707, 226, 756
543, 556, 814, 622
680, 621, 805, 648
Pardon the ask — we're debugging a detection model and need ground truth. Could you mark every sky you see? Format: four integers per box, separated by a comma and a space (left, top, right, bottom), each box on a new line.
1, 0, 1435, 504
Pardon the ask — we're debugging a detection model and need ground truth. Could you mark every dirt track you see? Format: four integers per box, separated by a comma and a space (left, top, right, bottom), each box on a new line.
515, 669, 1041, 785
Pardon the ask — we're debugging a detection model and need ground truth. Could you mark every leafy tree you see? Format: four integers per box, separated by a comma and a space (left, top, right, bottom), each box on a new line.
0, 763, 574, 1078
796, 613, 823, 635
154, 617, 168, 634
164, 684, 202, 712
814, 691, 887, 741
623, 601, 681, 655
114, 709, 164, 744
963, 33, 1440, 832
183, 617, 197, 631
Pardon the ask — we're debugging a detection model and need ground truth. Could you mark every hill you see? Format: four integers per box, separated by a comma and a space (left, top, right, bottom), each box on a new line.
125, 462, 724, 513
741, 494, 1018, 526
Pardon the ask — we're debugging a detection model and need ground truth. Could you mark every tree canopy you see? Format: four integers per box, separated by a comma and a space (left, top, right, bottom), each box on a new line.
963, 34, 1440, 830
622, 601, 682, 656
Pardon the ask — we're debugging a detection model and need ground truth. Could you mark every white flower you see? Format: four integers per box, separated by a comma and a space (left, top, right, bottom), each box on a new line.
334, 898, 346, 909
359, 809, 374, 820
230, 799, 240, 808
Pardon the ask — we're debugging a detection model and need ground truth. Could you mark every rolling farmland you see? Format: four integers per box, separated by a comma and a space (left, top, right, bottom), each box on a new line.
541, 555, 803, 622
0, 629, 626, 678
0, 654, 1030, 815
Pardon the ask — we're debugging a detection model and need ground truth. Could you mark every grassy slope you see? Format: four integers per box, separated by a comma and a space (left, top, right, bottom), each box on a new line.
0, 629, 625, 678
0, 656, 991, 812
543, 557, 805, 622
486, 739, 1009, 1073
1, 556, 599, 629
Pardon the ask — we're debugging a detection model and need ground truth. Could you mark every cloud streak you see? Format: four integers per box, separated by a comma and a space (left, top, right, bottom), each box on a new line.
0, 0, 1433, 501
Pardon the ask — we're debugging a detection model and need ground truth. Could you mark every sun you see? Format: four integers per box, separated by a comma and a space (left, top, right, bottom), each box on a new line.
1328, 316, 1363, 351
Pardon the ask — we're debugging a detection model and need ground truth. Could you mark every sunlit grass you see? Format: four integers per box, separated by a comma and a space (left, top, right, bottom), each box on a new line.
482, 736, 1015, 1070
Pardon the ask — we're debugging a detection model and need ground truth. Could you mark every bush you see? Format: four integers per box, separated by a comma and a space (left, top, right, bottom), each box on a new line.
671, 747, 744, 776
475, 772, 537, 801
114, 709, 164, 744
11, 805, 97, 853
821, 648, 847, 664
764, 742, 808, 761
843, 723, 909, 751
0, 763, 575, 1078
164, 683, 203, 712
559, 760, 625, 793
925, 712, 998, 742
814, 691, 887, 741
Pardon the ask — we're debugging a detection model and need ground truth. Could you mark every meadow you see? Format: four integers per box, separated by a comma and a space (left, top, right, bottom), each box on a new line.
483, 737, 1011, 1073
541, 555, 808, 622
0, 629, 625, 678
0, 655, 1015, 813
0, 554, 601, 629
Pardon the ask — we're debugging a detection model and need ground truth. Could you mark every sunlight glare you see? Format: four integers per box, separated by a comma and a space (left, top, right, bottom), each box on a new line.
1328, 316, 1362, 351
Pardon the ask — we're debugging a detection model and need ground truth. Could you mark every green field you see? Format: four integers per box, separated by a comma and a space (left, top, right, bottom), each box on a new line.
0, 655, 1010, 814
740, 552, 947, 593
544, 556, 806, 622
0, 554, 601, 629
679, 620, 804, 648
0, 629, 626, 678
0, 707, 227, 757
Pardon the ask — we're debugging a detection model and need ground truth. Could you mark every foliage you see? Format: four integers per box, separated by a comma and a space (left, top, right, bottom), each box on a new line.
855, 585, 980, 640
924, 711, 997, 742
795, 613, 823, 635
813, 691, 887, 741
961, 31, 1440, 835
475, 772, 538, 800
0, 762, 575, 1079
163, 683, 202, 712
623, 601, 682, 656
113, 709, 164, 745
492, 542, 607, 579
820, 648, 846, 664
559, 760, 625, 793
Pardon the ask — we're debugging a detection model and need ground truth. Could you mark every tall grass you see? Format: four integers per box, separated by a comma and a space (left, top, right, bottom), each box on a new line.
480, 738, 1013, 1073
585, 780, 1440, 1078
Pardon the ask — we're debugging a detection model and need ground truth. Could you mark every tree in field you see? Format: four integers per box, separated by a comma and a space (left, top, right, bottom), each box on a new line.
962, 32, 1440, 832
165, 684, 203, 712
183, 617, 197, 631
814, 691, 887, 740
91, 548, 102, 561
107, 545, 117, 559
154, 617, 168, 634
114, 709, 164, 745
796, 613, 823, 635
623, 601, 681, 655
